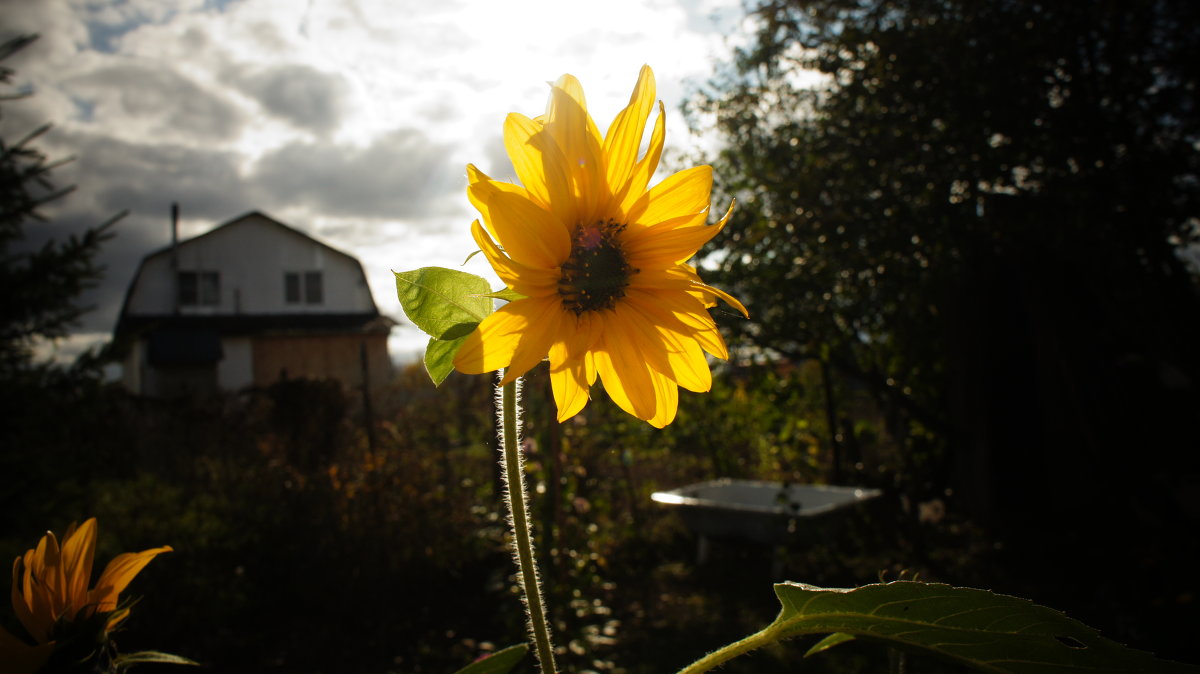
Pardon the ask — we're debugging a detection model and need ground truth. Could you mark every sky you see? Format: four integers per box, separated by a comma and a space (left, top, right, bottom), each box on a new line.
0, 0, 751, 364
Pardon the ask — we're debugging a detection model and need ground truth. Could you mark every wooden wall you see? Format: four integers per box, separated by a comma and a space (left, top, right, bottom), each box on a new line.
252, 333, 391, 392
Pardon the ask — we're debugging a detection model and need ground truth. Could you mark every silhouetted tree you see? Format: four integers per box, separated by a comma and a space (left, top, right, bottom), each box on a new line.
0, 34, 122, 539
698, 0, 1199, 502
0, 34, 118, 374
695, 0, 1200, 654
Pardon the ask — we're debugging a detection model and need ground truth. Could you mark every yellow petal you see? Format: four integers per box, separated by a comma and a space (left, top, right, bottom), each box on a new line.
625, 212, 723, 268
662, 332, 712, 393
617, 299, 712, 393
603, 65, 656, 204
470, 220, 559, 297
549, 312, 599, 363
647, 369, 679, 428
689, 322, 728, 360
89, 545, 172, 614
34, 533, 67, 626
691, 280, 749, 318
627, 266, 699, 289
591, 348, 632, 419
466, 162, 491, 186
34, 532, 58, 581
624, 286, 714, 330
60, 518, 97, 620
632, 267, 749, 319
455, 297, 553, 376
453, 302, 527, 375
498, 298, 564, 386
11, 556, 41, 644
466, 165, 528, 242
545, 74, 605, 221
105, 606, 131, 633
504, 112, 575, 225
616, 101, 666, 217
584, 349, 597, 386
627, 200, 734, 266
596, 324, 657, 421
549, 356, 590, 422
624, 288, 730, 360
610, 302, 674, 377
627, 165, 713, 228
22, 589, 55, 645
557, 309, 601, 360
471, 184, 570, 268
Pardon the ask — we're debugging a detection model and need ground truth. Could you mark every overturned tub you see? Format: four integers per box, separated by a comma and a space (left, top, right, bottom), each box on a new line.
651, 479, 882, 554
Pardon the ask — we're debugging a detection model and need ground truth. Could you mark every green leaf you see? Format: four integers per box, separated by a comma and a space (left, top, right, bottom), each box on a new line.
112, 650, 199, 668
804, 632, 855, 657
482, 287, 526, 302
424, 334, 468, 386
451, 644, 528, 674
768, 581, 1198, 673
395, 267, 495, 386
394, 267, 492, 340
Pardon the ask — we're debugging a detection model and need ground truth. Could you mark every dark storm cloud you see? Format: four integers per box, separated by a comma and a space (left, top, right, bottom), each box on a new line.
48, 209, 164, 334
232, 63, 347, 136
63, 61, 245, 142
251, 128, 461, 220
13, 197, 178, 337
61, 131, 255, 221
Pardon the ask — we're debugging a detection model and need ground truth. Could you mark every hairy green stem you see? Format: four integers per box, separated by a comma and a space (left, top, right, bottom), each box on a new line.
676, 623, 782, 674
498, 376, 557, 673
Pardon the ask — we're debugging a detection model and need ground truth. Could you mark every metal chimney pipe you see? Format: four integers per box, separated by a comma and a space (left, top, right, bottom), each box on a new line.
171, 202, 180, 314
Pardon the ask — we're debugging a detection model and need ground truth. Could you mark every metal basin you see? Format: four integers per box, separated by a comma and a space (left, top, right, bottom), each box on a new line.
651, 479, 882, 546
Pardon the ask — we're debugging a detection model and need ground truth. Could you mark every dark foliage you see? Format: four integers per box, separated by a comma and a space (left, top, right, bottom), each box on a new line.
693, 0, 1200, 663
3, 357, 971, 673
0, 33, 125, 556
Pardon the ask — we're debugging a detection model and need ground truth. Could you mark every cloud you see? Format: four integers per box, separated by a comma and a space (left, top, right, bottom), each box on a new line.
0, 0, 89, 60
3, 0, 750, 363
251, 128, 461, 220
63, 59, 246, 142
60, 130, 254, 220
231, 63, 347, 137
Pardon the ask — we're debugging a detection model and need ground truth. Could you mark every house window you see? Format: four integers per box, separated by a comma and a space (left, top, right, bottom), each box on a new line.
285, 271, 324, 305
304, 271, 323, 304
285, 273, 302, 304
178, 271, 220, 306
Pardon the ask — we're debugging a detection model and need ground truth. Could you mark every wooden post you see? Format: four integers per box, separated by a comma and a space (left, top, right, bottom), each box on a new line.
819, 358, 843, 484
360, 341, 376, 451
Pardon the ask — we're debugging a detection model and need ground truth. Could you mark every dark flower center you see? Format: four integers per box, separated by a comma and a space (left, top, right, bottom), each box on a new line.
558, 219, 635, 315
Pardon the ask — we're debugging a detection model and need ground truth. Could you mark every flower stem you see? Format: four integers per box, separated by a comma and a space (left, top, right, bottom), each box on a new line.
498, 376, 557, 673
676, 623, 781, 674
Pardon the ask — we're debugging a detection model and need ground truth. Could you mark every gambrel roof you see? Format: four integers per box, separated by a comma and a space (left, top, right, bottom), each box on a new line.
114, 211, 390, 339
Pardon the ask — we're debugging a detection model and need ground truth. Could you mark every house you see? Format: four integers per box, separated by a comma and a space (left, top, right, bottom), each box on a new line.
114, 210, 393, 397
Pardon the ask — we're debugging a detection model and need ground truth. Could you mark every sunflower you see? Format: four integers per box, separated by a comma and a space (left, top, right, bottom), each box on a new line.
0, 518, 172, 673
453, 65, 746, 428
